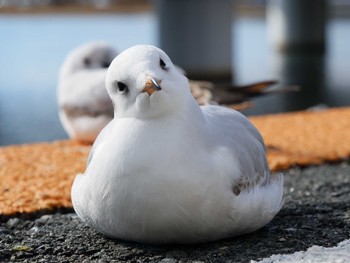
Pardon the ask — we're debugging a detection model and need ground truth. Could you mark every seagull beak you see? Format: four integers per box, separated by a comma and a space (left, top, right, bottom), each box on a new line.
142, 77, 161, 95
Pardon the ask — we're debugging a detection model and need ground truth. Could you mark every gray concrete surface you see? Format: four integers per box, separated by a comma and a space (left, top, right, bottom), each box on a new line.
1, 162, 349, 262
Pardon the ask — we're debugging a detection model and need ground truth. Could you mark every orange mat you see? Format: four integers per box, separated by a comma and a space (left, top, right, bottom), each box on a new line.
250, 107, 350, 170
1, 107, 350, 216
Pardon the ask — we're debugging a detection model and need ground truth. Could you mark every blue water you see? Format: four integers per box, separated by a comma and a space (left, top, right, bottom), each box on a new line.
0, 13, 349, 145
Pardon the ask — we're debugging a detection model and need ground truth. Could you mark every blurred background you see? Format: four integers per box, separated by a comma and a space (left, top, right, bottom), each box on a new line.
0, 0, 349, 146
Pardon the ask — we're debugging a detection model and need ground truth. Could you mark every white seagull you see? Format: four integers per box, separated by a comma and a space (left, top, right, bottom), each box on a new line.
57, 42, 117, 143
71, 45, 284, 244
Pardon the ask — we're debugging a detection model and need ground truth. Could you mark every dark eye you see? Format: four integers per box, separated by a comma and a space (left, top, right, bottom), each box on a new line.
101, 60, 110, 68
116, 82, 128, 94
83, 57, 91, 66
160, 58, 167, 70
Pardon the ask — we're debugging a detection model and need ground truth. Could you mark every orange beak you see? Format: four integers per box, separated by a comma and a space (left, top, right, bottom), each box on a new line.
142, 77, 161, 95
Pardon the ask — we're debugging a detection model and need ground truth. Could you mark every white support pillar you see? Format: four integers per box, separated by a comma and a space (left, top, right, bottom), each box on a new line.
155, 0, 233, 80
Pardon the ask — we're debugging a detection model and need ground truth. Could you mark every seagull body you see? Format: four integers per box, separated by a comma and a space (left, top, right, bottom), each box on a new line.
71, 45, 283, 244
57, 42, 117, 143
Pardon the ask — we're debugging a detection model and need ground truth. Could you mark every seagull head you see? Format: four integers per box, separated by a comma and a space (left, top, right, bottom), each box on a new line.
60, 41, 118, 76
106, 45, 192, 119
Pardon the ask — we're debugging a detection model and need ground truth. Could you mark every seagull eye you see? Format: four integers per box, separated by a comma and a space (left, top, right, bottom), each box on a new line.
160, 58, 167, 70
116, 82, 128, 94
83, 57, 91, 66
101, 60, 110, 68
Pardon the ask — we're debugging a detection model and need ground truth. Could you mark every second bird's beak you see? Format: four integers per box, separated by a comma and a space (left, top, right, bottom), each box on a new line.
142, 77, 161, 95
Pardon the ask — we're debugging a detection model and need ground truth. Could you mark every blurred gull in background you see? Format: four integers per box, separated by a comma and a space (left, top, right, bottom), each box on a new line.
57, 42, 117, 143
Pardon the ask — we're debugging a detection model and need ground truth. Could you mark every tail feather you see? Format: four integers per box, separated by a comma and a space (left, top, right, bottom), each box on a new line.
212, 81, 300, 105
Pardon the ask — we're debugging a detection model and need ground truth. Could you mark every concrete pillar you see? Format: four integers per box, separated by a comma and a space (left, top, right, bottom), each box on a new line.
274, 52, 326, 111
267, 0, 327, 53
155, 0, 233, 80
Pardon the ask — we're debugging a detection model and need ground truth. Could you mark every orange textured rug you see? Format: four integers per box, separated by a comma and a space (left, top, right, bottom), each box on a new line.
1, 107, 350, 216
250, 107, 350, 171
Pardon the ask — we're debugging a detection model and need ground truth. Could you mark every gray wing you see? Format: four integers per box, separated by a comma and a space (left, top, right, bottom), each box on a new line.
86, 120, 113, 167
202, 105, 270, 195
